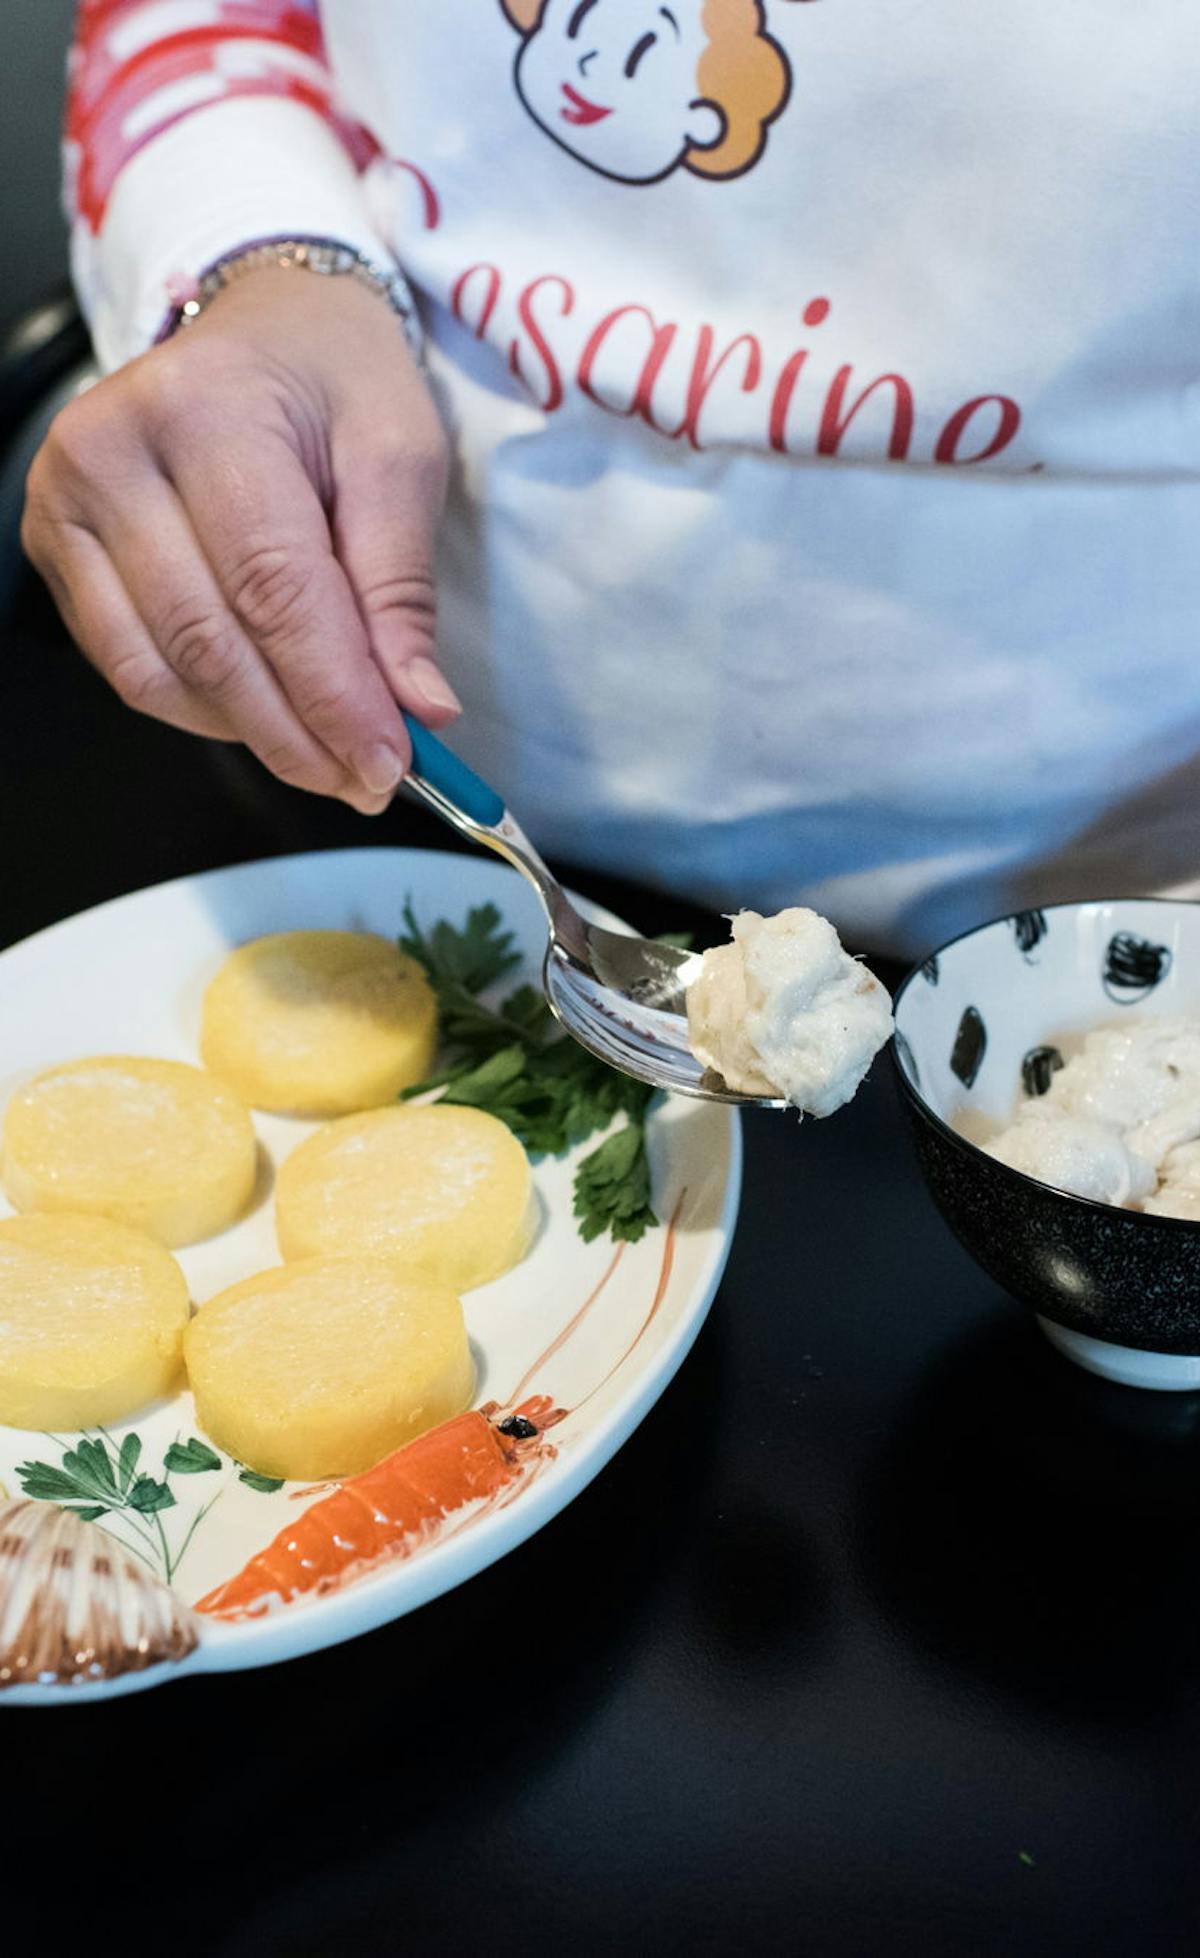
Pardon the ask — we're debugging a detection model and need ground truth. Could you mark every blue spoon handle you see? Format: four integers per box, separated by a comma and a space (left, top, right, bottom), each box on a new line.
402, 712, 505, 829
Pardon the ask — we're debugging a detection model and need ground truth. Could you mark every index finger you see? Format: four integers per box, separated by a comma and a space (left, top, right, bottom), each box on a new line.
169, 428, 412, 794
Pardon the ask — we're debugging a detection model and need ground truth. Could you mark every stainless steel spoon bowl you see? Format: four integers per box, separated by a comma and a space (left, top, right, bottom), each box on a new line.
402, 716, 786, 1107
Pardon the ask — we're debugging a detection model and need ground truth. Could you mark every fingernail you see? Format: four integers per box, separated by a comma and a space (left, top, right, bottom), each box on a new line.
343, 787, 389, 818
410, 659, 462, 716
357, 742, 405, 796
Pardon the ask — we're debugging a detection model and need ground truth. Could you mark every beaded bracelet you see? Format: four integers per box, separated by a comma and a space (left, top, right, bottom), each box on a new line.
163, 236, 420, 356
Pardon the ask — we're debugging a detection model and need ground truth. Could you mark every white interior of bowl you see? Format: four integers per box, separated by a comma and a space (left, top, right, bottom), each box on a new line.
893, 899, 1200, 1143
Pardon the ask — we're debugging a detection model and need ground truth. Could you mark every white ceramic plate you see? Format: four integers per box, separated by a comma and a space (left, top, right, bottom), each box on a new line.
0, 848, 740, 1702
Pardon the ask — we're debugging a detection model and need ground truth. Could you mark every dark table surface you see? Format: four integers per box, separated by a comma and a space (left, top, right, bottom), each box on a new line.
4, 578, 1200, 1958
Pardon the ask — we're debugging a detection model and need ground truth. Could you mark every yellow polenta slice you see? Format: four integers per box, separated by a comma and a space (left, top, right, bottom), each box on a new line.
185, 1257, 473, 1480
1, 1055, 256, 1248
200, 930, 437, 1117
0, 1213, 189, 1430
275, 1104, 534, 1290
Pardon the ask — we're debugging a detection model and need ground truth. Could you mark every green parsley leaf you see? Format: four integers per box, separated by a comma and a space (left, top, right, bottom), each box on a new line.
68, 1436, 118, 1498
573, 1125, 657, 1244
436, 1043, 529, 1107
117, 1431, 142, 1492
399, 900, 522, 996
498, 984, 558, 1041
18, 1432, 173, 1524
163, 1437, 222, 1475
400, 901, 660, 1246
16, 1461, 95, 1505
127, 1475, 175, 1514
238, 1467, 285, 1494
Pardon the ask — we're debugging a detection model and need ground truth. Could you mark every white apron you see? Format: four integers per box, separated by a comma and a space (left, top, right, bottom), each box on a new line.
74, 0, 1200, 952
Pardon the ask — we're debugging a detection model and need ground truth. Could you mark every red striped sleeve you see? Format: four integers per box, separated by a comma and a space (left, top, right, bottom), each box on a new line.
67, 2, 377, 233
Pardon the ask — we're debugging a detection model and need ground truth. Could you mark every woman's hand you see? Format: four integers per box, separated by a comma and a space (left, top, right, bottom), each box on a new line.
21, 266, 457, 815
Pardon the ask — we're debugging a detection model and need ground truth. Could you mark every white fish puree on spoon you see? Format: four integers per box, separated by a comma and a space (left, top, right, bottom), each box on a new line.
686, 909, 894, 1115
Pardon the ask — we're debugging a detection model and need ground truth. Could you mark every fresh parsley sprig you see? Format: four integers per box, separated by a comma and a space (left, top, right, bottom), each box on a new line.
399, 900, 659, 1244
572, 1123, 655, 1244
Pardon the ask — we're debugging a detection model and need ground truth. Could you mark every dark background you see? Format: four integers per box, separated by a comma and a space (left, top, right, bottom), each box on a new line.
6, 0, 75, 335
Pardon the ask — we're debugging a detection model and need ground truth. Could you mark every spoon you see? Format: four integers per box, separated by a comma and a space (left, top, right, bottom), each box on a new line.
400, 716, 785, 1107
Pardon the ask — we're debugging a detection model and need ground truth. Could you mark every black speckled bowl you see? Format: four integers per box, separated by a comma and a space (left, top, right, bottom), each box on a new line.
893, 898, 1200, 1391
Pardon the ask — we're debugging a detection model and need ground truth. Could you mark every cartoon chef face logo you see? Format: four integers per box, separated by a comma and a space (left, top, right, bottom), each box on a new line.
501, 0, 810, 186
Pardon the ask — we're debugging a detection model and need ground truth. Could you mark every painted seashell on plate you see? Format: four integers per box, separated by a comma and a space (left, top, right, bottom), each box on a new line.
0, 1500, 197, 1690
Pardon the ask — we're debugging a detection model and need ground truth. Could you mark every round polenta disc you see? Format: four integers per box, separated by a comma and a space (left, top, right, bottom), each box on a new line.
275, 1104, 534, 1291
1, 1055, 257, 1248
184, 1257, 474, 1481
200, 930, 438, 1117
0, 1212, 189, 1431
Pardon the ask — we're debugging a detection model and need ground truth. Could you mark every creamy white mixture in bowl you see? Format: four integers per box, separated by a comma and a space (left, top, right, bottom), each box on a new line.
892, 899, 1200, 1392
